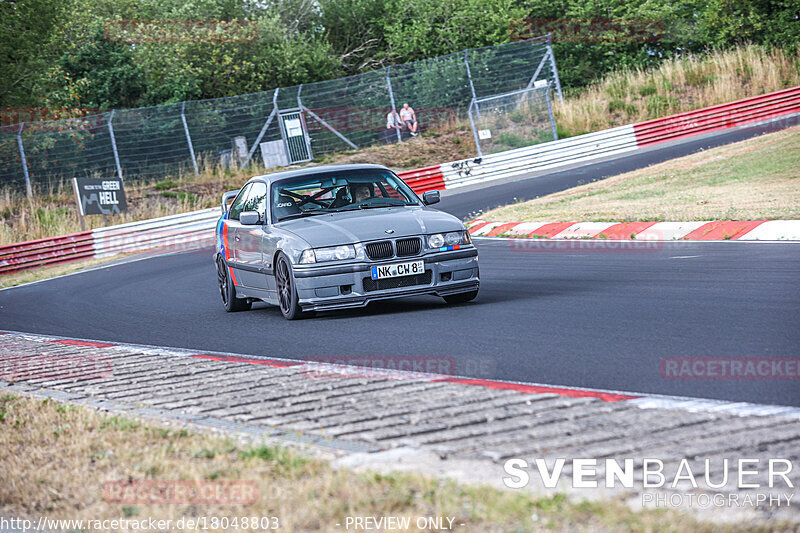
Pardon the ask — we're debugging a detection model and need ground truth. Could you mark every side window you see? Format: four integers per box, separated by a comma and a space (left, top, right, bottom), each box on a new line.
228, 184, 252, 221
242, 182, 268, 217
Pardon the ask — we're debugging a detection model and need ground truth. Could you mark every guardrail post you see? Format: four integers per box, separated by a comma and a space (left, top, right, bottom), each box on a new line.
546, 33, 564, 104
242, 88, 280, 168
386, 66, 402, 143
17, 122, 33, 198
181, 101, 200, 176
107, 110, 124, 181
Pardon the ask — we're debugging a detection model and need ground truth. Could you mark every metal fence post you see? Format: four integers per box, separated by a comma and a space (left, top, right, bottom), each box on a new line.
181, 101, 200, 176
526, 48, 551, 90
546, 33, 564, 104
242, 88, 280, 168
464, 49, 478, 102
298, 83, 358, 151
386, 66, 402, 143
17, 123, 33, 198
296, 84, 315, 157
545, 84, 559, 141
107, 110, 124, 181
467, 100, 483, 158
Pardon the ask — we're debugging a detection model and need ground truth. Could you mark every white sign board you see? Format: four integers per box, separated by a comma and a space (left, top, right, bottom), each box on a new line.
285, 118, 303, 137
233, 136, 248, 158
478, 129, 492, 140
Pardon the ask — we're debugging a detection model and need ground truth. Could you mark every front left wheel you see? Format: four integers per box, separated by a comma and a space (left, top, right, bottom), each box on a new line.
217, 256, 251, 312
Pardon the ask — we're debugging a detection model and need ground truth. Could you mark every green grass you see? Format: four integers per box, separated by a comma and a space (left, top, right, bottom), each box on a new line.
481, 125, 800, 223
6, 393, 778, 532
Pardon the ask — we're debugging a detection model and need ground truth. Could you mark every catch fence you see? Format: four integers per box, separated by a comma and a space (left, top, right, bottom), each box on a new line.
0, 35, 562, 195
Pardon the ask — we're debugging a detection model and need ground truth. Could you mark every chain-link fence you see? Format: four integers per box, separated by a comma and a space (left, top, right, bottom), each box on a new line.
0, 34, 562, 195
469, 84, 558, 157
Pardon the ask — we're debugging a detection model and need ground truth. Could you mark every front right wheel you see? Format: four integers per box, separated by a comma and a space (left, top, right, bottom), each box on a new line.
275, 253, 306, 320
443, 289, 479, 305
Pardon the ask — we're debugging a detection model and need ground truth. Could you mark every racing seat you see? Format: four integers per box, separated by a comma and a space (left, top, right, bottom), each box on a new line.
273, 194, 301, 220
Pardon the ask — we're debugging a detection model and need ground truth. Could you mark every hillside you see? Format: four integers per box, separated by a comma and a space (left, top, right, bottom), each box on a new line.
480, 125, 800, 223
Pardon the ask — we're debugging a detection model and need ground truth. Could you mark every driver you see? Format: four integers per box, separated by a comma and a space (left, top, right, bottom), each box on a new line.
350, 182, 373, 203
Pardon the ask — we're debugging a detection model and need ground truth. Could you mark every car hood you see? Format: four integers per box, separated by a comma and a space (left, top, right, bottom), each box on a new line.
276, 206, 464, 247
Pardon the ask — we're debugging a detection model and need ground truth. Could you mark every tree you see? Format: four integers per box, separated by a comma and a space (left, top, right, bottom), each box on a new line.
0, 0, 68, 108
58, 29, 147, 110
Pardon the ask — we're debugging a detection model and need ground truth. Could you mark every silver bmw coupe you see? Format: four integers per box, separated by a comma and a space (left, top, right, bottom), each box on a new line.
214, 164, 479, 319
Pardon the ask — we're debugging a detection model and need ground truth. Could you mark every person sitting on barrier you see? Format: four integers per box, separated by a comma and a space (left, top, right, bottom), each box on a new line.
382, 109, 403, 144
386, 109, 402, 132
400, 103, 418, 136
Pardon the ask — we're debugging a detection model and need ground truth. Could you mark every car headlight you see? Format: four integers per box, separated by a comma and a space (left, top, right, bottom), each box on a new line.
427, 234, 445, 248
299, 245, 356, 264
299, 249, 316, 264
427, 231, 470, 249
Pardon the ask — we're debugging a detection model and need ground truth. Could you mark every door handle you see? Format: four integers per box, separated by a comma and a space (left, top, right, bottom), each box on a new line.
234, 233, 241, 242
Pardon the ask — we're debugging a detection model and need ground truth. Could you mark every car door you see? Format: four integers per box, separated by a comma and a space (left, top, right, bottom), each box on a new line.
224, 183, 253, 286
261, 183, 281, 294
230, 182, 270, 290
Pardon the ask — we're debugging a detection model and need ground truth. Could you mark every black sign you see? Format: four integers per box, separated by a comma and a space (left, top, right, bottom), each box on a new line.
73, 177, 128, 216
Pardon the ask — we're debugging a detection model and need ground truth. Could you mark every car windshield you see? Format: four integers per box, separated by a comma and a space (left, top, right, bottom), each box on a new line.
271, 168, 420, 221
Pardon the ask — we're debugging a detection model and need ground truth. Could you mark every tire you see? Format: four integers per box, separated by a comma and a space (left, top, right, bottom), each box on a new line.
443, 289, 479, 305
275, 253, 307, 320
216, 256, 251, 312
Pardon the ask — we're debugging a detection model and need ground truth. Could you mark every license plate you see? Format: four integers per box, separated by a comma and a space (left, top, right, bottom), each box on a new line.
371, 260, 424, 280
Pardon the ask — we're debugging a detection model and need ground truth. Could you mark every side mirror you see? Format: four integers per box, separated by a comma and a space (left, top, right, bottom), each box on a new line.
239, 211, 261, 225
422, 190, 440, 206
221, 190, 239, 215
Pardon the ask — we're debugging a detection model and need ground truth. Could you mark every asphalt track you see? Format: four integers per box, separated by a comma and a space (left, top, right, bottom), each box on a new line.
1, 119, 799, 407
440, 116, 800, 219
1, 240, 798, 406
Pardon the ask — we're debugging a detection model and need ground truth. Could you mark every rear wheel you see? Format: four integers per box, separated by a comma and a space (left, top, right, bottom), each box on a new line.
275, 253, 307, 320
443, 289, 479, 305
217, 256, 251, 312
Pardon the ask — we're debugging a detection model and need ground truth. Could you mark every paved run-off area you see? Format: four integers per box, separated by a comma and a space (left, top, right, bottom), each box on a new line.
1, 331, 798, 525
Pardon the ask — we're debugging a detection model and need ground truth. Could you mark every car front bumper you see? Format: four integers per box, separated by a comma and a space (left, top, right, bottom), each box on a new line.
292, 247, 479, 312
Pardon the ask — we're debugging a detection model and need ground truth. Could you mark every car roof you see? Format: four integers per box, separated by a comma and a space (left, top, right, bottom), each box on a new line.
246, 164, 392, 186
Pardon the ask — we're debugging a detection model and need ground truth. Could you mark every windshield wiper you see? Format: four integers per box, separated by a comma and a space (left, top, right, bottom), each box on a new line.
276, 211, 329, 222
358, 203, 407, 209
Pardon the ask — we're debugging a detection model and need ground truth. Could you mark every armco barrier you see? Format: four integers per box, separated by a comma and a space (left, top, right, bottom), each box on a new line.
0, 209, 219, 275
633, 86, 800, 147
1, 86, 799, 275
437, 85, 800, 190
